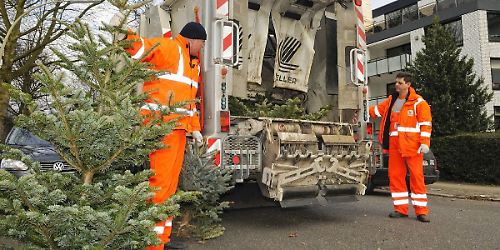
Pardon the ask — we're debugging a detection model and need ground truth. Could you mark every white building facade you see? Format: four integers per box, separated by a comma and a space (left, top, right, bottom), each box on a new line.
366, 0, 500, 129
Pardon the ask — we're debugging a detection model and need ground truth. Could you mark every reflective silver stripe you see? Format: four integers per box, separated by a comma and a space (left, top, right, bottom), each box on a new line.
414, 98, 424, 115
393, 199, 409, 205
165, 220, 173, 227
140, 103, 197, 116
157, 74, 198, 89
391, 192, 408, 198
131, 37, 145, 59
411, 193, 427, 199
397, 126, 420, 133
176, 45, 184, 75
419, 121, 432, 126
420, 132, 431, 137
140, 103, 165, 111
390, 131, 399, 136
412, 200, 427, 206
374, 106, 382, 117
153, 226, 164, 234
175, 107, 197, 116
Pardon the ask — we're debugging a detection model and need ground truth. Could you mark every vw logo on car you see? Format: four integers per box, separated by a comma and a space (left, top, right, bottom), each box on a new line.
53, 162, 65, 171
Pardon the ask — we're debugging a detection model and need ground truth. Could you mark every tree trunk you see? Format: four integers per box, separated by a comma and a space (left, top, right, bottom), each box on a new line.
83, 171, 94, 184
0, 86, 9, 141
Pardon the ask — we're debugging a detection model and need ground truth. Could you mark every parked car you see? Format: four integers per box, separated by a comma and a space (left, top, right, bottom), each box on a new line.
0, 127, 72, 177
365, 141, 440, 194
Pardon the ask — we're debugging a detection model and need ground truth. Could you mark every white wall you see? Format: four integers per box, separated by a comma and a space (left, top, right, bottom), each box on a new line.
462, 10, 495, 118
410, 28, 425, 55
368, 73, 396, 97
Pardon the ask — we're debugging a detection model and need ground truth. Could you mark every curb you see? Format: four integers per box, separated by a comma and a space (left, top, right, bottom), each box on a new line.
427, 192, 500, 202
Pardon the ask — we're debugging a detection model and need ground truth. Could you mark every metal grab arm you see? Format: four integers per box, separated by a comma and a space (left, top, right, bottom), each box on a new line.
231, 21, 240, 66
213, 19, 240, 66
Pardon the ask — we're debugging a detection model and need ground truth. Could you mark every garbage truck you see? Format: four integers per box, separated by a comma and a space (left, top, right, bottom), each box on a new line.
139, 0, 373, 207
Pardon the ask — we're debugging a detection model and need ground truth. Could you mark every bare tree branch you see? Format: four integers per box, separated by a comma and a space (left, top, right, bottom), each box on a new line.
0, 0, 12, 30
13, 1, 103, 64
0, 0, 103, 140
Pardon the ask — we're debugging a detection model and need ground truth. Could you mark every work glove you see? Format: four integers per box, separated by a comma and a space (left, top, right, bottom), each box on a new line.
109, 12, 127, 40
192, 131, 203, 146
417, 144, 430, 154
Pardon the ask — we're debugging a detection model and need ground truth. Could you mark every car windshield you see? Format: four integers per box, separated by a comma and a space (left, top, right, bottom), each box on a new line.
6, 128, 52, 147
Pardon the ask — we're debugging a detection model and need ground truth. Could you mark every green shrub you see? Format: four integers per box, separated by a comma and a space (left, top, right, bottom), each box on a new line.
432, 132, 500, 184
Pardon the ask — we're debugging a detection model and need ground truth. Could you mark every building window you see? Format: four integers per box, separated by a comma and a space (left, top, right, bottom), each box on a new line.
437, 0, 456, 11
456, 0, 476, 5
495, 107, 500, 129
386, 9, 402, 28
402, 4, 418, 23
443, 19, 463, 46
386, 43, 411, 58
488, 12, 500, 42
386, 82, 396, 95
491, 59, 500, 90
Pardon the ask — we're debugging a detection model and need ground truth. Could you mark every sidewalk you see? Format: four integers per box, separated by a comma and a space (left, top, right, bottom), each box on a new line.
426, 181, 500, 202
377, 181, 500, 201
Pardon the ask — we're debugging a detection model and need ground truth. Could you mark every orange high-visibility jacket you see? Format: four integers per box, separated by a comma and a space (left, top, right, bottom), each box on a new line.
126, 33, 201, 132
369, 87, 432, 157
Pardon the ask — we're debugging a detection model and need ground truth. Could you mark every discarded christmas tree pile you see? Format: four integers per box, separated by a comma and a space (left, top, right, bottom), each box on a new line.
229, 96, 331, 121
0, 1, 199, 248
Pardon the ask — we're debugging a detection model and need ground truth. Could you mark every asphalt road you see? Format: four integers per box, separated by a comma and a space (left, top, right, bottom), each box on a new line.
187, 190, 500, 250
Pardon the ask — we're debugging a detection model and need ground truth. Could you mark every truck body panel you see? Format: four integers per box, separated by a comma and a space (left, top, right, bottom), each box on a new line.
141, 0, 371, 207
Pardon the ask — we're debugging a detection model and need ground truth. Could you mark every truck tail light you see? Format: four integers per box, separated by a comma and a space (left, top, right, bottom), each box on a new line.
367, 122, 373, 135
232, 155, 240, 165
220, 111, 230, 132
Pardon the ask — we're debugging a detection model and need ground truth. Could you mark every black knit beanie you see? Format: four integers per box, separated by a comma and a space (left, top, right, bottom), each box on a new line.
179, 22, 207, 40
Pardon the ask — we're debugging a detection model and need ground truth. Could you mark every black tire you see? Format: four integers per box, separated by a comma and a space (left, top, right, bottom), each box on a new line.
365, 179, 376, 194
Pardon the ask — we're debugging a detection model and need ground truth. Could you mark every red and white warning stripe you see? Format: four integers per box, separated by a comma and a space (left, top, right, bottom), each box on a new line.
354, 5, 366, 50
216, 0, 229, 17
163, 27, 172, 38
222, 25, 233, 61
217, 0, 233, 61
207, 138, 222, 167
354, 4, 366, 83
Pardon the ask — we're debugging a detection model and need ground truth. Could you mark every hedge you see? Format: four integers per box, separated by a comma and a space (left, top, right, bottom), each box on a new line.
432, 132, 500, 184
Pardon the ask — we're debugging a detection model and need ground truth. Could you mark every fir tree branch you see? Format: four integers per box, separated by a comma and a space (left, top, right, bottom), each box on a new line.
38, 64, 84, 171
17, 188, 59, 250
98, 184, 145, 248
94, 144, 127, 174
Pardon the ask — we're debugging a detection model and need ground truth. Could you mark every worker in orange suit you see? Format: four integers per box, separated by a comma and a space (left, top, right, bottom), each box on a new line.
369, 72, 432, 223
110, 13, 206, 249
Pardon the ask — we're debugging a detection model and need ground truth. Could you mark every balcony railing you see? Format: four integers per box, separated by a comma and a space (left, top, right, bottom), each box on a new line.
366, 0, 475, 34
367, 54, 411, 77
490, 34, 500, 43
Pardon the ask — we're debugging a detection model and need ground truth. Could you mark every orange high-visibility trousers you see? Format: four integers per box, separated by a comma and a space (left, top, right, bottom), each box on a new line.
146, 129, 187, 250
388, 137, 429, 216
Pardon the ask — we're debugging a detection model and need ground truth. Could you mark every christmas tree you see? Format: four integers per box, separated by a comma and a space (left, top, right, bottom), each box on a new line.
407, 18, 493, 136
177, 144, 233, 240
0, 2, 196, 249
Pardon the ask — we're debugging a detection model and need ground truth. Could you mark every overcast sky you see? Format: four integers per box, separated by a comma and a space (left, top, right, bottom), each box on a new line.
371, 0, 398, 10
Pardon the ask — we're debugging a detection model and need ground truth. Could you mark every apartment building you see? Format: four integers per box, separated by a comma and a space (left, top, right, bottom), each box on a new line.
366, 0, 500, 129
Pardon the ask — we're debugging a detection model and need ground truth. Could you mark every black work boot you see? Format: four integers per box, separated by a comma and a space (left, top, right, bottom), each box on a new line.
164, 236, 187, 249
417, 214, 431, 223
388, 211, 408, 218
